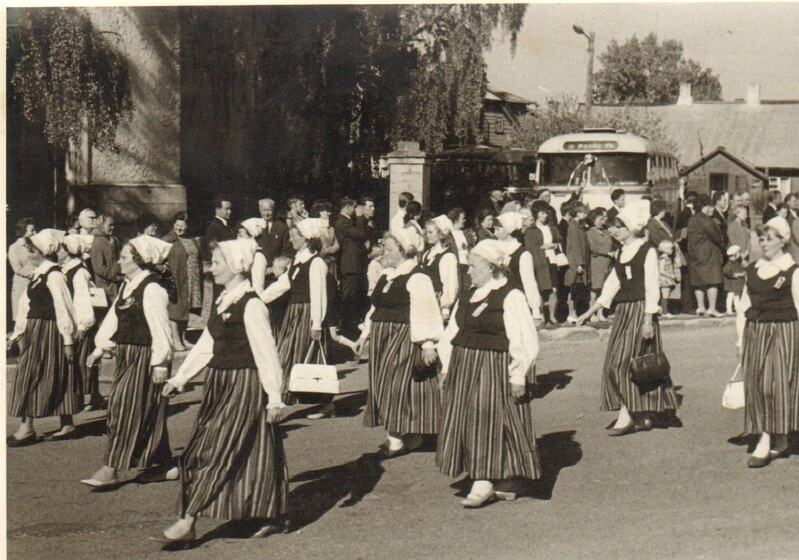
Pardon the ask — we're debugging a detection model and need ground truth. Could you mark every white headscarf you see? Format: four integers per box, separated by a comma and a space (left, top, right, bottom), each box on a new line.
217, 238, 258, 274
296, 217, 325, 239
63, 234, 94, 255
431, 215, 453, 236
30, 229, 66, 256
495, 211, 524, 234
129, 235, 173, 265
617, 200, 650, 233
765, 217, 791, 245
470, 239, 511, 267
241, 217, 266, 239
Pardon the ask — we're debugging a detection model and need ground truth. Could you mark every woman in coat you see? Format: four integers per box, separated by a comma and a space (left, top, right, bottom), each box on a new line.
735, 217, 799, 468
82, 235, 175, 487
586, 208, 615, 322
564, 202, 591, 319
526, 201, 562, 325
577, 201, 679, 435
163, 212, 202, 351
161, 238, 287, 542
8, 217, 37, 322
355, 229, 444, 457
687, 195, 725, 317
62, 234, 104, 413
436, 239, 541, 507
7, 229, 80, 445
421, 216, 460, 322
493, 212, 543, 322
474, 208, 496, 242
258, 218, 328, 402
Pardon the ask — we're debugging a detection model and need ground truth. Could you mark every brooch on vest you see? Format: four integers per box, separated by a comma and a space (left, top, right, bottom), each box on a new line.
118, 295, 136, 310
774, 276, 786, 290
220, 311, 232, 322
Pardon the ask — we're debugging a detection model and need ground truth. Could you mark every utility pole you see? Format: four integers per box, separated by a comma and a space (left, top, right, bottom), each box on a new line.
573, 24, 595, 118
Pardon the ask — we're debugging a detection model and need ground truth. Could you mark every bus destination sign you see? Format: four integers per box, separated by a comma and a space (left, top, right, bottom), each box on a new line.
563, 141, 618, 151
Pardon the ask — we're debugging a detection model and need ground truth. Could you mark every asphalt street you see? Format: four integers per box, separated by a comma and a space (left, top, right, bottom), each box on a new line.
6, 321, 799, 560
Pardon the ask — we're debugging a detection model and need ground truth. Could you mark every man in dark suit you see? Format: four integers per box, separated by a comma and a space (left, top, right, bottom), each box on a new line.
90, 214, 122, 319
204, 195, 234, 299
710, 190, 729, 247
335, 196, 370, 340
762, 190, 781, 224
474, 186, 505, 218
256, 197, 292, 269
606, 188, 626, 223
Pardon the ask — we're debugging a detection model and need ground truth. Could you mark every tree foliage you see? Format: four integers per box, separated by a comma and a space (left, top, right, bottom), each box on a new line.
509, 94, 676, 153
594, 33, 722, 104
10, 8, 133, 151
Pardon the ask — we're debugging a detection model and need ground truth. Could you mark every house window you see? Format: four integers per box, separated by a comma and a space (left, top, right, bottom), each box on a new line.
710, 173, 729, 192
494, 119, 505, 134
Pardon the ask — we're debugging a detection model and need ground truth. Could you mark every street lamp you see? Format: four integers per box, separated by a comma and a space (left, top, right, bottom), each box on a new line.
573, 24, 595, 117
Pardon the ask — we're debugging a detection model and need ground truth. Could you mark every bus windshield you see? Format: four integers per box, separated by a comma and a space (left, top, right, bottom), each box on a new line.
540, 153, 648, 187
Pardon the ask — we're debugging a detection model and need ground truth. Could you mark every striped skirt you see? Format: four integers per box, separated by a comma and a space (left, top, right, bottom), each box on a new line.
600, 300, 679, 413
104, 344, 171, 470
277, 302, 313, 401
742, 320, 799, 435
437, 347, 541, 480
179, 367, 288, 521
76, 325, 99, 395
363, 321, 439, 435
10, 318, 81, 418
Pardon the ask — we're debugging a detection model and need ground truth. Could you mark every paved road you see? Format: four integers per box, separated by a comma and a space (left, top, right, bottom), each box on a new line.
6, 323, 799, 560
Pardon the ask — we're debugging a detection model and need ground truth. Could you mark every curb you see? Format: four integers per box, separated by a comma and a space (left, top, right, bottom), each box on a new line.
538, 316, 736, 343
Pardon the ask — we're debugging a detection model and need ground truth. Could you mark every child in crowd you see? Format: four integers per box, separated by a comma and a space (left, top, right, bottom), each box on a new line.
722, 245, 746, 315
657, 240, 678, 318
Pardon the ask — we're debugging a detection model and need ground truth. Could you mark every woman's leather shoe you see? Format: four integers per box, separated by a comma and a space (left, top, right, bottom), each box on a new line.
747, 454, 771, 468
380, 445, 408, 459
461, 491, 497, 508
607, 422, 635, 437
7, 432, 38, 447
769, 447, 790, 460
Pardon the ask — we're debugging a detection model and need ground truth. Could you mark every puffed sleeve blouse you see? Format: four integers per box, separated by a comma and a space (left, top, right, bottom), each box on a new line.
596, 238, 660, 315
11, 260, 77, 345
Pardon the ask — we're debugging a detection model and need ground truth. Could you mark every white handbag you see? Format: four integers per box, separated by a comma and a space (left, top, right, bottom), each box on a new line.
722, 364, 745, 410
554, 252, 569, 268
289, 340, 340, 394
88, 282, 109, 308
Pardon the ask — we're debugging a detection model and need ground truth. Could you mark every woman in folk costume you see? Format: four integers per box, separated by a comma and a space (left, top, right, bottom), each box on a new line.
7, 229, 81, 446
493, 211, 543, 323
421, 215, 460, 322
436, 240, 541, 507
241, 217, 268, 290
577, 201, 679, 435
355, 228, 444, 457
82, 235, 175, 487
258, 218, 328, 401
62, 234, 105, 413
735, 217, 799, 468
160, 239, 288, 542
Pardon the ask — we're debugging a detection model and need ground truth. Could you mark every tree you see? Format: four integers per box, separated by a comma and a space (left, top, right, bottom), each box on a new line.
10, 8, 133, 152
594, 33, 722, 104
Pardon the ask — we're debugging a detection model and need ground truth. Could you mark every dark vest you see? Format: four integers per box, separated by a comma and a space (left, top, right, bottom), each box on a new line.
745, 263, 798, 322
27, 267, 59, 320
421, 248, 453, 294
613, 242, 654, 304
111, 276, 158, 347
207, 292, 258, 369
64, 263, 88, 297
451, 283, 514, 352
507, 244, 526, 292
370, 271, 415, 324
288, 256, 321, 304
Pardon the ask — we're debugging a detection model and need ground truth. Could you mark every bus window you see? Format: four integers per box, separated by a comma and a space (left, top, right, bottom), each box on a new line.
539, 153, 648, 187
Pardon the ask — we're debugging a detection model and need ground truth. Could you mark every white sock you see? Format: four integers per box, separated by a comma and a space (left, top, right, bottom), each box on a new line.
753, 433, 771, 458
387, 434, 404, 450
470, 480, 494, 496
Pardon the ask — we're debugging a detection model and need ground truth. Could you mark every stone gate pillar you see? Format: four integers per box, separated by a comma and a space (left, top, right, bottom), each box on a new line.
387, 141, 431, 217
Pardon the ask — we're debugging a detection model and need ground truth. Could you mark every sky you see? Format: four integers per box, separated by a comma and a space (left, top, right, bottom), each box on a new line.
485, 2, 799, 104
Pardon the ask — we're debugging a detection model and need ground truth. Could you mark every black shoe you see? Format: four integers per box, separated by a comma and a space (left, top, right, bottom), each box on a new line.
7, 432, 38, 448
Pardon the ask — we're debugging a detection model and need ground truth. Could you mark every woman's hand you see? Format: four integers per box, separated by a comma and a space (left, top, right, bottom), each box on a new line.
151, 366, 168, 385
438, 374, 447, 391
510, 382, 526, 400
533, 318, 544, 330
354, 337, 367, 356
575, 313, 590, 326
6, 337, 17, 352
441, 308, 451, 322
422, 348, 437, 366
161, 380, 178, 398
64, 344, 75, 360
310, 329, 322, 342
86, 350, 101, 368
74, 329, 86, 343
641, 321, 654, 340
266, 407, 285, 424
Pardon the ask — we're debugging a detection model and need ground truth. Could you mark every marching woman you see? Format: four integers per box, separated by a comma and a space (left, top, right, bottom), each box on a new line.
493, 212, 543, 323
577, 201, 679, 435
735, 217, 799, 468
421, 215, 460, 322
62, 234, 104, 413
7, 229, 80, 446
243, 217, 288, 338
258, 219, 328, 402
436, 239, 541, 507
355, 229, 444, 457
160, 238, 287, 542
82, 235, 175, 487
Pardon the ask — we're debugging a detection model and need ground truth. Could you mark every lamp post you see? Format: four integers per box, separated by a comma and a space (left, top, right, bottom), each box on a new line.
573, 24, 595, 118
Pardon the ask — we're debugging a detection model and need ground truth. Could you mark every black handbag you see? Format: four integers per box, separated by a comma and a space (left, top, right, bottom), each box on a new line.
412, 362, 438, 382
630, 340, 670, 385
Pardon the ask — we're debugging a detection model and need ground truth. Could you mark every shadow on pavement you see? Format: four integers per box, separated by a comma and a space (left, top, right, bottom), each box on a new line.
530, 369, 573, 400
286, 450, 385, 531
282, 390, 367, 423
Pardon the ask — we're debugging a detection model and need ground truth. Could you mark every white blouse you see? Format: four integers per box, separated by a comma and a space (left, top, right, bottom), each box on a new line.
437, 276, 539, 385
367, 259, 384, 296
538, 223, 557, 263
735, 253, 799, 347
596, 238, 661, 314
361, 258, 444, 349
93, 270, 173, 367
170, 280, 284, 408
423, 244, 460, 310
11, 261, 77, 345
62, 258, 96, 333
251, 251, 268, 292
451, 229, 469, 265
258, 248, 328, 330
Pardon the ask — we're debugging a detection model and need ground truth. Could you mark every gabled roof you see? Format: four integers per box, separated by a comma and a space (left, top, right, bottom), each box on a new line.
593, 101, 799, 169
682, 146, 769, 181
486, 87, 534, 106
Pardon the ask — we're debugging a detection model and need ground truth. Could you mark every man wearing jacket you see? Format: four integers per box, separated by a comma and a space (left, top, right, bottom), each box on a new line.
90, 214, 122, 318
335, 196, 370, 340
